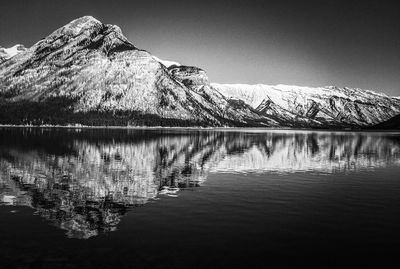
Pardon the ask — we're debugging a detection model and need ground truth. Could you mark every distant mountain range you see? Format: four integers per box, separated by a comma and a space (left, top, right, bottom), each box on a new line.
1, 16, 399, 128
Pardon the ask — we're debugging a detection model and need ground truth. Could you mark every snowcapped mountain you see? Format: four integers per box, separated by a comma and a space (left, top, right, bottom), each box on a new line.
0, 16, 399, 128
212, 84, 400, 128
0, 16, 275, 127
152, 56, 181, 68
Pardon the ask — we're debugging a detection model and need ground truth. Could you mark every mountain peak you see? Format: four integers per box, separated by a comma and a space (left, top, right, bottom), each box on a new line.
50, 15, 103, 38
24, 15, 136, 61
73, 15, 101, 24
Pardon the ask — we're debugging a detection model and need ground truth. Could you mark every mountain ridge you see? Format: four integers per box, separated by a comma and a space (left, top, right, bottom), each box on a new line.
212, 83, 400, 127
1, 16, 399, 128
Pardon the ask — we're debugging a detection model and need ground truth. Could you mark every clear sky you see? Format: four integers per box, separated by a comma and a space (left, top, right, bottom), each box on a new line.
1, 0, 399, 96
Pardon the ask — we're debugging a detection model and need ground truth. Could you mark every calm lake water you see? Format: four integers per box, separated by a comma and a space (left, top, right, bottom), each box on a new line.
0, 128, 399, 268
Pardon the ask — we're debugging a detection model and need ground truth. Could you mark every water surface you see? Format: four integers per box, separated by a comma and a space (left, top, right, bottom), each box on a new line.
0, 128, 399, 268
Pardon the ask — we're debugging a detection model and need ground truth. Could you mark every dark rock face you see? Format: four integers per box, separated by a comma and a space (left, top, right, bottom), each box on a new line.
370, 114, 400, 129
168, 65, 210, 88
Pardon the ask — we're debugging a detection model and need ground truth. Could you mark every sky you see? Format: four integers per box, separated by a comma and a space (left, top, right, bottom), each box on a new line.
0, 0, 399, 96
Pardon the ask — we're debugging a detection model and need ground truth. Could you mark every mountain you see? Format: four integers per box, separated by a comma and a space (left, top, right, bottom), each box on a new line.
0, 16, 399, 128
212, 84, 400, 128
0, 16, 275, 127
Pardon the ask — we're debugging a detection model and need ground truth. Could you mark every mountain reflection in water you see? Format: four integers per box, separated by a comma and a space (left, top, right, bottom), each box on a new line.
0, 128, 399, 239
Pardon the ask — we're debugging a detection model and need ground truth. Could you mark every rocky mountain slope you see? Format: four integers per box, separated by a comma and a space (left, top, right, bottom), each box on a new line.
0, 16, 399, 128
213, 84, 400, 128
0, 16, 274, 127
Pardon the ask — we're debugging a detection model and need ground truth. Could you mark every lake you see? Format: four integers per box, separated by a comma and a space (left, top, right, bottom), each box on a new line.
0, 127, 399, 268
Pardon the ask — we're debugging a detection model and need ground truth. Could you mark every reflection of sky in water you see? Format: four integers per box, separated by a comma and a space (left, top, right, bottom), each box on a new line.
0, 128, 399, 238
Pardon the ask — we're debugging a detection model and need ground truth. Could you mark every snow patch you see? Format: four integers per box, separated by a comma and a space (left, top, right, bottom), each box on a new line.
1, 44, 25, 59
152, 56, 181, 67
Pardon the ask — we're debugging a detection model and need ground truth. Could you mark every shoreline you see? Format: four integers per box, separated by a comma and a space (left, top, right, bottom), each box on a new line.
0, 124, 398, 133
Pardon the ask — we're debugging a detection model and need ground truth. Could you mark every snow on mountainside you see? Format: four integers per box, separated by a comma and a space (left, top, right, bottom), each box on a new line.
0, 15, 398, 128
152, 56, 181, 67
0, 44, 26, 62
212, 83, 400, 127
